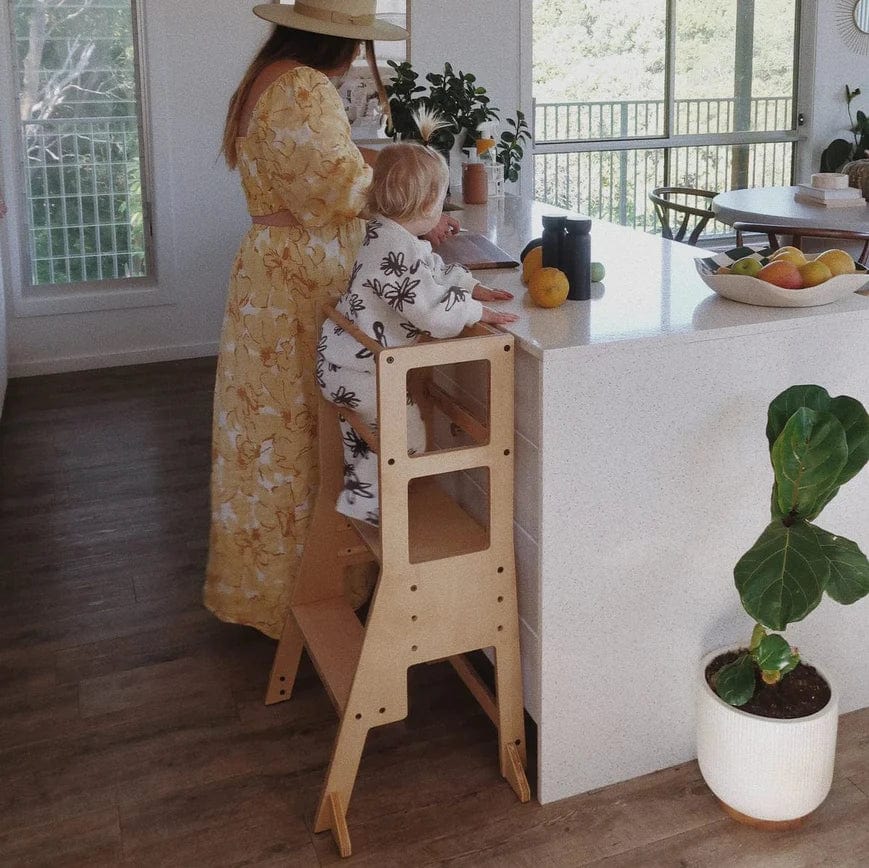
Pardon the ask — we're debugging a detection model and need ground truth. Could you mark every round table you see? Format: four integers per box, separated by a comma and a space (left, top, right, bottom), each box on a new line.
713, 185, 869, 231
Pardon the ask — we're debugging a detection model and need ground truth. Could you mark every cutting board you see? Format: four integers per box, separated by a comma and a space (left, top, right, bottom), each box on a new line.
437, 231, 520, 270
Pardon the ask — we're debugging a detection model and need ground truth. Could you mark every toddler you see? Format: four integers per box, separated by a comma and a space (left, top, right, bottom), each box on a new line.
317, 142, 517, 525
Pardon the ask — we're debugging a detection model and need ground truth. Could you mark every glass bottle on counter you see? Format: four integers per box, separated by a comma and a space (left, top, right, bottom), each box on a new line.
462, 153, 488, 204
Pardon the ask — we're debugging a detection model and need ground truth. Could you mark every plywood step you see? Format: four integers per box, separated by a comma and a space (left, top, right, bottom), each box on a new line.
350, 477, 489, 565
292, 598, 364, 714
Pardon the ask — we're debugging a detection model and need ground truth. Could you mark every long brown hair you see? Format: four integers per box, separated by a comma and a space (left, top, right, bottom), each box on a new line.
222, 27, 388, 169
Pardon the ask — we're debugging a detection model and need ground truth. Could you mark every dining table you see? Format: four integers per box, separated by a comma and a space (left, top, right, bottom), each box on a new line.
712, 185, 869, 232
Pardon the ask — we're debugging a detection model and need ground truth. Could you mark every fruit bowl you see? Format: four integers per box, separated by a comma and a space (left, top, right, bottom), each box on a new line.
696, 247, 869, 308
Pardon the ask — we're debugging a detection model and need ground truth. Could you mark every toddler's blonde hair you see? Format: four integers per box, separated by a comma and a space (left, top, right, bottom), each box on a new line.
365, 142, 448, 222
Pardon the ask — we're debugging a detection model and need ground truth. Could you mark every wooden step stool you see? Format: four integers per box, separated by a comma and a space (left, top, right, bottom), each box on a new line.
265, 305, 530, 857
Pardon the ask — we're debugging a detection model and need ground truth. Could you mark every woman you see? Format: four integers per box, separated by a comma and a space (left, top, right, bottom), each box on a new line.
204, 1, 411, 638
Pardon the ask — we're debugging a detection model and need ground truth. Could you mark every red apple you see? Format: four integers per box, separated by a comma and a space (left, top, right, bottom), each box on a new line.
756, 260, 803, 289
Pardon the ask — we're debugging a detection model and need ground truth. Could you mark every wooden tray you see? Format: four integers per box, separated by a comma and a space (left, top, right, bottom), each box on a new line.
437, 231, 520, 270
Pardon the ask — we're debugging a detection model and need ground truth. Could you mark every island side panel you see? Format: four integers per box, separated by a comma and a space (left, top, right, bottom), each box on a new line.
537, 316, 869, 804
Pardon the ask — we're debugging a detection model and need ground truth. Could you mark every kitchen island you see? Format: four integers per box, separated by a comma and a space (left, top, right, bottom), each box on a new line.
447, 196, 869, 803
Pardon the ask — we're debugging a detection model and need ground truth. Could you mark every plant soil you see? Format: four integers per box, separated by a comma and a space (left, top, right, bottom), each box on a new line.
706, 650, 832, 719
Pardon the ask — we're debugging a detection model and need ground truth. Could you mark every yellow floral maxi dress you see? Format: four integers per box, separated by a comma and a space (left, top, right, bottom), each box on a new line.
204, 67, 371, 638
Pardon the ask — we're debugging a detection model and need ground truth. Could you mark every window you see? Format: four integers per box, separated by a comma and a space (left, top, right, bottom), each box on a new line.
338, 0, 409, 142
9, 0, 152, 288
532, 0, 802, 239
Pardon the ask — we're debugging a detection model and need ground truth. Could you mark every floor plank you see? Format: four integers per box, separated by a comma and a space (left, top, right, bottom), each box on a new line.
1, 358, 867, 867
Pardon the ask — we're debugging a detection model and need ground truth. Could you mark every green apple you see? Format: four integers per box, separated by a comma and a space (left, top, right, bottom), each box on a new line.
729, 256, 763, 278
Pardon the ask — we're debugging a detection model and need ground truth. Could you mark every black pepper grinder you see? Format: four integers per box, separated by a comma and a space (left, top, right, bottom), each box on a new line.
541, 215, 566, 270
562, 216, 592, 300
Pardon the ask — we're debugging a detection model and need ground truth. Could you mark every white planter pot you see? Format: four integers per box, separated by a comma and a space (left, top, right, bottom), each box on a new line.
696, 646, 839, 824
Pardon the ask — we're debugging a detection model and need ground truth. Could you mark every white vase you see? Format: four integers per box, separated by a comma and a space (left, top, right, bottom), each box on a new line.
696, 646, 839, 825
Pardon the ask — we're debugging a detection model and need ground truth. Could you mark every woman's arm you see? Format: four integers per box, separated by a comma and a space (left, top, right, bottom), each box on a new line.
357, 146, 379, 168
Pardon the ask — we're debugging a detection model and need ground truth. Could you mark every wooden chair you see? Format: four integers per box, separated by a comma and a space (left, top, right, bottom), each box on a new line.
265, 305, 530, 858
733, 222, 869, 267
649, 186, 718, 245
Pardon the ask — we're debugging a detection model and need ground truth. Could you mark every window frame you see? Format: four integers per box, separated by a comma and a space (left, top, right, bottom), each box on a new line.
2, 0, 165, 317
528, 0, 807, 200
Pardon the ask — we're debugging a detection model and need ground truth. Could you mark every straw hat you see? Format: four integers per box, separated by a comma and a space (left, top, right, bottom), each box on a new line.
253, 1, 408, 42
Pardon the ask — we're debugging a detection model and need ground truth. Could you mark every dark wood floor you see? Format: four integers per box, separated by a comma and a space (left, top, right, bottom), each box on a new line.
1, 358, 867, 867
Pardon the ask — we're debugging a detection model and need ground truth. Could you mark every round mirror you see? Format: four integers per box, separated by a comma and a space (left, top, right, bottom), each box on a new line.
856, 0, 869, 34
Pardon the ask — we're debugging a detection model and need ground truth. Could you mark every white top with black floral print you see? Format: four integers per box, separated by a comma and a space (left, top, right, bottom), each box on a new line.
319, 215, 483, 374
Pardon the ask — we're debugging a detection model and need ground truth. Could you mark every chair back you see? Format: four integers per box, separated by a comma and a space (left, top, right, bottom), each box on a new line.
649, 186, 718, 246
733, 222, 869, 267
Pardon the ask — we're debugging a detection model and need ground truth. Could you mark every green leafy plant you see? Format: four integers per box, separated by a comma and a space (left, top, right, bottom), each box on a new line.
714, 385, 869, 707
385, 60, 531, 182
820, 85, 869, 173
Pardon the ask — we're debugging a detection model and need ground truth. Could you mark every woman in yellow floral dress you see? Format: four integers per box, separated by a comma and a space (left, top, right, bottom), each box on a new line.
204, 2, 408, 637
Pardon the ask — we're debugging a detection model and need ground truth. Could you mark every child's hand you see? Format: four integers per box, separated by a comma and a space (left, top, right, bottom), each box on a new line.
473, 283, 513, 302
480, 306, 519, 325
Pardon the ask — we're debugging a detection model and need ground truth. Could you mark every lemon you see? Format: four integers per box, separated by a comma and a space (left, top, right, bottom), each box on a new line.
528, 267, 569, 308
521, 245, 544, 284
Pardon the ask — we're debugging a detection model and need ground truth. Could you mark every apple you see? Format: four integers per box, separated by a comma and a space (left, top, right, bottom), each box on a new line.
797, 260, 833, 288
729, 256, 763, 277
815, 249, 856, 277
770, 247, 808, 266
756, 260, 803, 289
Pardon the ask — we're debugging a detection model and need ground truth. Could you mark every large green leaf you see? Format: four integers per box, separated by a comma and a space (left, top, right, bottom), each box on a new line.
714, 654, 756, 706
829, 395, 869, 485
766, 385, 830, 450
771, 408, 847, 518
812, 525, 869, 605
753, 633, 797, 672
735, 520, 828, 630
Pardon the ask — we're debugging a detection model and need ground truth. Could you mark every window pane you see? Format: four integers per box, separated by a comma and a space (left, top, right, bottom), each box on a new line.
673, 0, 797, 135
533, 0, 667, 142
10, 0, 150, 287
535, 149, 666, 232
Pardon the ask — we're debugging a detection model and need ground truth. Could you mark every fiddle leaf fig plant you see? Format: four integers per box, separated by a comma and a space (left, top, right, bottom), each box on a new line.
714, 385, 869, 707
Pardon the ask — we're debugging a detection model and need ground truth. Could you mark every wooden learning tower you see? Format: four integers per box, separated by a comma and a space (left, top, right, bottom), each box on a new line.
266, 305, 530, 858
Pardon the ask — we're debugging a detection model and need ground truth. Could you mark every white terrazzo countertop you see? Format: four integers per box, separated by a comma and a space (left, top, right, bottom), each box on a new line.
452, 196, 869, 359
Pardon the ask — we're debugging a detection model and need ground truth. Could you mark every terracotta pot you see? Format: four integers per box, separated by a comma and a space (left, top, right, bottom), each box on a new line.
696, 646, 839, 826
844, 158, 869, 199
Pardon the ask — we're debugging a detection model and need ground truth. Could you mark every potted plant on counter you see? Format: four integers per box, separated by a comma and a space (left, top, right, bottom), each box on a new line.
384, 60, 530, 183
697, 384, 869, 827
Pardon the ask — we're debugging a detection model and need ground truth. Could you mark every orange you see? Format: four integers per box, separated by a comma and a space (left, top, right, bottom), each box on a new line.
528, 267, 569, 308
815, 249, 856, 277
521, 245, 544, 284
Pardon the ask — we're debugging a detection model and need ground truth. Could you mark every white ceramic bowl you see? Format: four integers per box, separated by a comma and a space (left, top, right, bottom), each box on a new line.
696, 249, 869, 308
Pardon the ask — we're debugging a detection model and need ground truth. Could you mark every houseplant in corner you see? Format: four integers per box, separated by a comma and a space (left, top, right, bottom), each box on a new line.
819, 85, 869, 177
697, 384, 869, 827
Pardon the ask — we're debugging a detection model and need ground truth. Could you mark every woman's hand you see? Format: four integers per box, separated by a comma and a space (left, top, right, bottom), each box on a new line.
480, 306, 519, 325
472, 283, 513, 302
421, 213, 460, 245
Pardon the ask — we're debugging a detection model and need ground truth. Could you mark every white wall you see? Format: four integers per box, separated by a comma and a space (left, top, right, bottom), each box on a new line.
1, 0, 862, 377
806, 1, 869, 174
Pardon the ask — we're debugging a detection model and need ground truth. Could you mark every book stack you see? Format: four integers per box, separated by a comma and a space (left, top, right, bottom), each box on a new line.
794, 184, 866, 209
